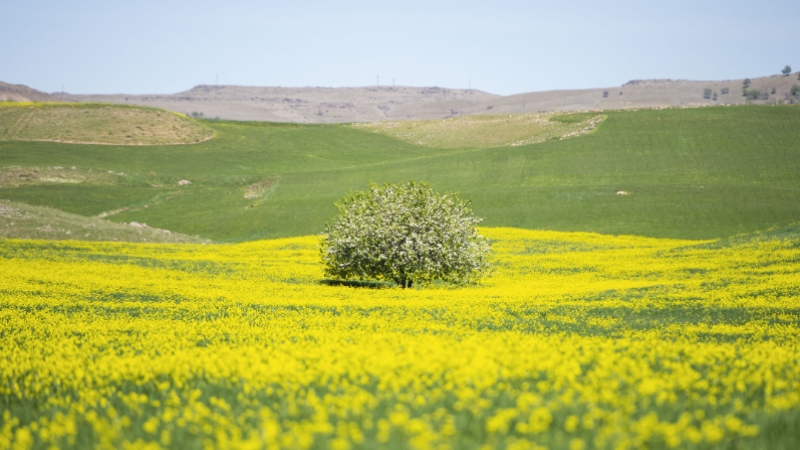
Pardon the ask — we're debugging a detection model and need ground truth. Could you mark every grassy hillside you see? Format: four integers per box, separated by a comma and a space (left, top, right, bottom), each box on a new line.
351, 112, 605, 148
0, 200, 210, 243
0, 102, 213, 145
1, 104, 799, 241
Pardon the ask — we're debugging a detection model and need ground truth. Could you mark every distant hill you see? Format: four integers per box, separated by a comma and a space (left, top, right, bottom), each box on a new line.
66, 85, 502, 123
0, 81, 60, 102
4, 72, 799, 122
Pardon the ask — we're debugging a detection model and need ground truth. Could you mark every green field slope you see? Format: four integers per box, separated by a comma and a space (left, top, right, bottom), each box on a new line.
1, 105, 799, 241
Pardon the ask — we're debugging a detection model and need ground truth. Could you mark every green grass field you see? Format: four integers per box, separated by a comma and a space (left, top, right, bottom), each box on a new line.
1, 105, 799, 242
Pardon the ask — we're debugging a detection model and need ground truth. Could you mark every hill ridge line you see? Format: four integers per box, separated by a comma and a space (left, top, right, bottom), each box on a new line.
2, 72, 799, 122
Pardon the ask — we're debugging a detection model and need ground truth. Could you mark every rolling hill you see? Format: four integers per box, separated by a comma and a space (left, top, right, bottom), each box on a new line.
0, 102, 213, 145
1, 102, 798, 242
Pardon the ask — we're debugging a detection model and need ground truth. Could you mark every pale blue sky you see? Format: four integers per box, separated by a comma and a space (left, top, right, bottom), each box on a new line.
2, 0, 797, 95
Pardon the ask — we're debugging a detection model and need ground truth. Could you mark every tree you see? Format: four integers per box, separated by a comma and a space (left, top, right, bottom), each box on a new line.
703, 88, 712, 99
743, 78, 751, 88
321, 181, 491, 288
743, 89, 761, 100
782, 65, 792, 76
791, 85, 800, 97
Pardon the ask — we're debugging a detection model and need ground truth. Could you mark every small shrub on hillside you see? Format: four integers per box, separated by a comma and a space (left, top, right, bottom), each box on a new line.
743, 78, 751, 88
721, 87, 730, 95
791, 85, 800, 97
321, 181, 491, 288
743, 89, 761, 100
703, 88, 712, 99
603, 91, 609, 98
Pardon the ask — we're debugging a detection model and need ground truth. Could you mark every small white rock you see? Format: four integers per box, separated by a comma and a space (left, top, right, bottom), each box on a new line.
177, 180, 192, 186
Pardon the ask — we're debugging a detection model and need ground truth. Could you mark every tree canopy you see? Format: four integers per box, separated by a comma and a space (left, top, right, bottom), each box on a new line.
320, 181, 491, 287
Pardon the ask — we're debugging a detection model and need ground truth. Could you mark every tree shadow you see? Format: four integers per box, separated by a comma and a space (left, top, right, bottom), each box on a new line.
318, 279, 394, 289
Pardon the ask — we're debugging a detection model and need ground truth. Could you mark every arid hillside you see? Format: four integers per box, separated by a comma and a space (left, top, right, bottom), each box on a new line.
0, 103, 213, 145
3, 73, 799, 122
0, 81, 63, 102
67, 85, 501, 123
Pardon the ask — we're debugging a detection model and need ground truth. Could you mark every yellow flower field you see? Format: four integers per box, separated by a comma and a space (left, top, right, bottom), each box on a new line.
1, 226, 799, 449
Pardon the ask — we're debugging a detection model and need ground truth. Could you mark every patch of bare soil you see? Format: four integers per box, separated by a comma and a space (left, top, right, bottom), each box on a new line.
0, 166, 117, 188
244, 178, 278, 199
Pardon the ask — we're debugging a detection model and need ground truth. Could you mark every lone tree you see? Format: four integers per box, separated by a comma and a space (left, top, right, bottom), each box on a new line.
321, 181, 491, 288
782, 65, 792, 76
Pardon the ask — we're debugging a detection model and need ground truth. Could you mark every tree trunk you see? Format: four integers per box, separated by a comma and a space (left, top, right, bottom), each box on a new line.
398, 278, 413, 289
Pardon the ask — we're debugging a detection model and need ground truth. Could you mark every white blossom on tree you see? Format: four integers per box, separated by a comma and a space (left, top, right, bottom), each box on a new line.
321, 181, 491, 287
